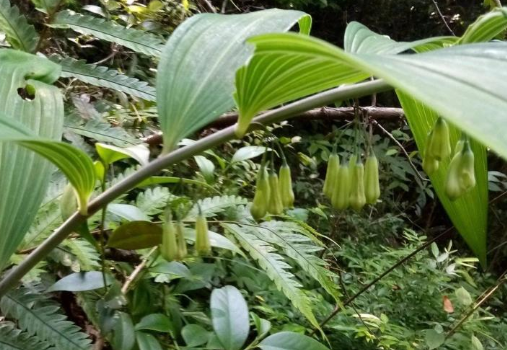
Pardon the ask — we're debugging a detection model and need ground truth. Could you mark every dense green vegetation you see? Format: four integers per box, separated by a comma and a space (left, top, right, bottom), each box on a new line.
0, 1, 506, 350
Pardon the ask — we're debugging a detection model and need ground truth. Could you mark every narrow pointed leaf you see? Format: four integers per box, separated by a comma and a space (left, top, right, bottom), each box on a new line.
459, 7, 507, 44
0, 0, 39, 52
96, 142, 149, 166
52, 10, 165, 56
156, 9, 311, 151
0, 50, 63, 270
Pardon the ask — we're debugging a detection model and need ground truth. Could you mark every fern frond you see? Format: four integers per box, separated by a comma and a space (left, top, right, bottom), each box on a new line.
19, 201, 62, 250
0, 288, 92, 350
186, 196, 248, 219
53, 10, 164, 56
223, 223, 320, 329
256, 221, 342, 303
0, 322, 55, 350
62, 239, 100, 271
65, 112, 141, 147
53, 56, 156, 101
136, 187, 174, 216
0, 0, 38, 52
8, 256, 47, 284
76, 292, 100, 329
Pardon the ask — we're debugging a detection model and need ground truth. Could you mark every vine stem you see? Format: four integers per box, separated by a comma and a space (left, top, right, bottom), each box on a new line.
0, 79, 392, 298
121, 246, 158, 294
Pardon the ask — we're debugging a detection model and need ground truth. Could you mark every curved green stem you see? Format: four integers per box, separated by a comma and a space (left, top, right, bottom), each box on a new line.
0, 79, 391, 297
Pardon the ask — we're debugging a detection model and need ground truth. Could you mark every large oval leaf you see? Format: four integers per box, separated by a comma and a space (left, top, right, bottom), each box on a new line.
258, 332, 329, 350
0, 50, 63, 270
156, 9, 311, 152
210, 285, 249, 350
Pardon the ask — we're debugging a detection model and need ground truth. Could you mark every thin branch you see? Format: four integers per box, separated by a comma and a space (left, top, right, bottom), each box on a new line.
199, 0, 217, 13
371, 119, 428, 183
143, 106, 405, 146
431, 0, 456, 36
0, 79, 392, 298
121, 247, 158, 294
446, 269, 507, 338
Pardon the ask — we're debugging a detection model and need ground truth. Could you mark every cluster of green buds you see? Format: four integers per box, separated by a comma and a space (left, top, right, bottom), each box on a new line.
422, 117, 476, 200
160, 207, 212, 262
250, 158, 295, 221
324, 151, 380, 211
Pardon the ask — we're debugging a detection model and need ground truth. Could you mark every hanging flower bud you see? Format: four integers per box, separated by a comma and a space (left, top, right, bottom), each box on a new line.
429, 117, 451, 161
445, 139, 476, 201
422, 129, 439, 175
267, 170, 284, 215
445, 151, 465, 201
348, 154, 358, 197
175, 220, 187, 260
350, 161, 366, 211
160, 209, 178, 262
60, 183, 78, 221
250, 165, 270, 221
195, 212, 211, 256
459, 141, 476, 191
279, 162, 295, 209
323, 153, 340, 199
365, 154, 380, 204
331, 163, 350, 210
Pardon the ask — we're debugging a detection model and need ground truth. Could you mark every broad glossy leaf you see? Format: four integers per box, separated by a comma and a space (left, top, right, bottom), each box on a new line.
156, 9, 311, 151
107, 221, 162, 250
0, 116, 96, 216
181, 324, 210, 347
211, 285, 249, 350
149, 261, 191, 279
0, 50, 63, 270
108, 204, 150, 222
459, 7, 507, 44
231, 146, 268, 163
96, 142, 149, 166
258, 332, 329, 350
113, 312, 136, 350
134, 314, 172, 332
47, 271, 112, 292
195, 155, 215, 184
136, 332, 163, 350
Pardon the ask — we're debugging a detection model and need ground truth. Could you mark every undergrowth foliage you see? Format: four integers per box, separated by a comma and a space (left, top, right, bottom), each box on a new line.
0, 1, 505, 350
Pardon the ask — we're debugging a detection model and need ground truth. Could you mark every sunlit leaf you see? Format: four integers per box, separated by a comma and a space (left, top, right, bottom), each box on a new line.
156, 9, 311, 151
459, 7, 507, 44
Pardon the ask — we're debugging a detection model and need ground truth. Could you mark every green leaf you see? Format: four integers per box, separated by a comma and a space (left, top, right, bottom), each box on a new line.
181, 324, 210, 347
156, 9, 311, 151
211, 286, 250, 350
344, 21, 455, 54
0, 322, 54, 350
134, 314, 172, 333
252, 313, 271, 340
52, 10, 164, 56
0, 50, 63, 270
459, 7, 507, 44
113, 312, 136, 350
471, 335, 484, 350
135, 332, 163, 350
149, 261, 192, 281
425, 329, 445, 349
397, 91, 488, 265
47, 271, 112, 292
185, 230, 244, 256
231, 146, 268, 163
223, 224, 319, 329
0, 0, 39, 52
195, 155, 215, 184
455, 286, 474, 306
108, 204, 150, 222
259, 332, 329, 350
96, 142, 149, 166
0, 116, 97, 216
53, 56, 156, 101
107, 221, 162, 250
1, 288, 92, 350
